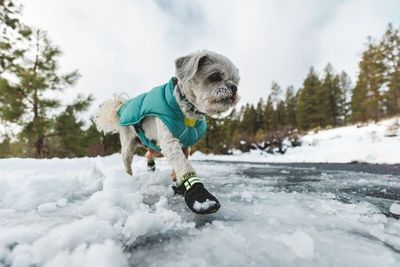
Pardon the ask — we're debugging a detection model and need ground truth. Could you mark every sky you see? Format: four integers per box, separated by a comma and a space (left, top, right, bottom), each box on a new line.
21, 0, 400, 118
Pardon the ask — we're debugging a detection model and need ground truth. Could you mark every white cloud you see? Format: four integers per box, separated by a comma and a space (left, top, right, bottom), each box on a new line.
316, 0, 400, 76
21, 0, 400, 120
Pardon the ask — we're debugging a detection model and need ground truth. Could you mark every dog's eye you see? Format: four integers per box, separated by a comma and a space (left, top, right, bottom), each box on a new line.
209, 73, 222, 82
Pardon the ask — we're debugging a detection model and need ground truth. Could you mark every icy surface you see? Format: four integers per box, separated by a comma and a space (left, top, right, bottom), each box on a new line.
277, 229, 314, 259
390, 203, 400, 215
191, 117, 400, 164
1, 155, 400, 266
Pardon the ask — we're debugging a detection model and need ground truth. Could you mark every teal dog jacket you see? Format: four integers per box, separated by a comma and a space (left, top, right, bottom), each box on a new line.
118, 77, 207, 152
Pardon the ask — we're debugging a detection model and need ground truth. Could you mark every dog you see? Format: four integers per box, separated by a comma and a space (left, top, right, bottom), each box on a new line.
93, 50, 240, 214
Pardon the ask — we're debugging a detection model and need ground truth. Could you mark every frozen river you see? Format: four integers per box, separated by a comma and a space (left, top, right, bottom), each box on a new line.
0, 156, 400, 266
129, 161, 400, 267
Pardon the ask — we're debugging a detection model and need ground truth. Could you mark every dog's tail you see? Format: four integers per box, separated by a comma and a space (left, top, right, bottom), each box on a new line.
93, 94, 128, 134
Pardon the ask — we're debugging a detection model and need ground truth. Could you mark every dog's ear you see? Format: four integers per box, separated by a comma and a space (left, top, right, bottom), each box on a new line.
175, 52, 210, 82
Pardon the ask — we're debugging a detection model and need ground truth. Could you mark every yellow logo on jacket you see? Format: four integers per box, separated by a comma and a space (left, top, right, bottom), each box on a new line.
184, 117, 196, 127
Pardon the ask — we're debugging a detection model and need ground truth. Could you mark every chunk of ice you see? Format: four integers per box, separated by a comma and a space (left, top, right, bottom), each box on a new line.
390, 203, 400, 215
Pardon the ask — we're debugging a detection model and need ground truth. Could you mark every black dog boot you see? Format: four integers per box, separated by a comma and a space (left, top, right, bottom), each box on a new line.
147, 159, 156, 172
172, 183, 186, 196
173, 172, 221, 215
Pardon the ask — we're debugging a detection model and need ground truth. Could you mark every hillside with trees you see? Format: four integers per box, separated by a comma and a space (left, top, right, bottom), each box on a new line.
193, 24, 400, 154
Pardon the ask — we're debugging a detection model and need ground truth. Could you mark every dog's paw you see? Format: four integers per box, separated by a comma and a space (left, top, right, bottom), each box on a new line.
147, 159, 156, 172
172, 184, 186, 196
184, 183, 221, 215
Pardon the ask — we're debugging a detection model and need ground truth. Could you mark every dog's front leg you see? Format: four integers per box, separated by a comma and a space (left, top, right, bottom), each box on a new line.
155, 118, 221, 214
155, 118, 195, 182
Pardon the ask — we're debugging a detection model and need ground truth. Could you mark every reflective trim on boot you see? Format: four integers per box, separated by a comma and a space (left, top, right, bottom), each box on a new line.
181, 172, 201, 190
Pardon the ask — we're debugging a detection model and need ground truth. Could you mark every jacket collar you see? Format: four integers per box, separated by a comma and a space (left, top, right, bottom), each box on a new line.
172, 77, 205, 119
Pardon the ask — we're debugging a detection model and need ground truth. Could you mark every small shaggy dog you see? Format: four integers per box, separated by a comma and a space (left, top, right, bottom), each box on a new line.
94, 50, 240, 214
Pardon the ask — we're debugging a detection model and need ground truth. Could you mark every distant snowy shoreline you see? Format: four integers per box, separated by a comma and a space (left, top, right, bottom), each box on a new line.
191, 117, 400, 165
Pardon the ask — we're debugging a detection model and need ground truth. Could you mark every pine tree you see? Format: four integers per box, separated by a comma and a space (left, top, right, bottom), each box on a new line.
276, 100, 286, 129
241, 104, 258, 137
338, 72, 352, 125
388, 70, 400, 115
284, 86, 297, 129
351, 82, 368, 122
319, 64, 335, 127
270, 81, 282, 106
255, 98, 265, 131
381, 24, 400, 115
83, 122, 104, 156
263, 82, 282, 132
0, 135, 12, 157
264, 96, 277, 132
0, 1, 85, 157
54, 95, 93, 157
296, 67, 323, 129
352, 39, 386, 122
0, 0, 31, 71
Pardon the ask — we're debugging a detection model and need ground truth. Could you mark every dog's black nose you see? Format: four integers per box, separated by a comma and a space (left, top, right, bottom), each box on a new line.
230, 84, 238, 94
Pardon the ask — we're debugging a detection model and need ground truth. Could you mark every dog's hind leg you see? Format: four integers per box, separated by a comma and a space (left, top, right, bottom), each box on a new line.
120, 126, 137, 175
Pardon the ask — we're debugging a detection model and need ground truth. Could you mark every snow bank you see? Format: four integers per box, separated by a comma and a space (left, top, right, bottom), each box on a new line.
191, 117, 400, 164
0, 155, 194, 266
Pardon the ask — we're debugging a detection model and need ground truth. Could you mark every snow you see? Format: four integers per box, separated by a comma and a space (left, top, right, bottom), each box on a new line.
29, 240, 129, 267
1, 153, 400, 266
122, 196, 194, 243
390, 203, 400, 215
277, 229, 315, 259
191, 117, 400, 164
0, 155, 192, 266
37, 202, 58, 212
193, 199, 216, 211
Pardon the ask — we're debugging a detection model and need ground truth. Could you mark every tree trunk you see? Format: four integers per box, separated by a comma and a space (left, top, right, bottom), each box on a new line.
35, 135, 44, 158
397, 88, 400, 114
33, 30, 41, 158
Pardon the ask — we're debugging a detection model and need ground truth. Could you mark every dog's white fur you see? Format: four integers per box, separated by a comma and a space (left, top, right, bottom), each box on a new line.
94, 50, 240, 183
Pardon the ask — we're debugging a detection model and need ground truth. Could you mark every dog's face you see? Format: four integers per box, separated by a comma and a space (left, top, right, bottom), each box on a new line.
175, 50, 240, 116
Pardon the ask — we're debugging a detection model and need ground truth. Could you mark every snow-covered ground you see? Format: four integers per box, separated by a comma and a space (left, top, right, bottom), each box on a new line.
192, 117, 400, 164
1, 155, 400, 266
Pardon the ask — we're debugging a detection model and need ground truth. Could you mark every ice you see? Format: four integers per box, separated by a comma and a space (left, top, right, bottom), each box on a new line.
322, 192, 336, 199
32, 240, 128, 267
1, 156, 400, 266
12, 217, 119, 265
0, 163, 104, 211
38, 202, 58, 212
193, 199, 217, 211
239, 191, 254, 202
390, 203, 400, 215
123, 197, 194, 242
277, 229, 315, 259
57, 198, 68, 207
